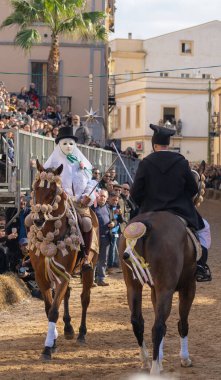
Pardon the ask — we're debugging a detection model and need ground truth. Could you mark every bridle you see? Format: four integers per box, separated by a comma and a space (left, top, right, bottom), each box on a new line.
31, 171, 68, 230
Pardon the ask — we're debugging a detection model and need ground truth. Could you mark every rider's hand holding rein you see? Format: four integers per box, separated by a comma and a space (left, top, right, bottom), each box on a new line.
80, 195, 91, 207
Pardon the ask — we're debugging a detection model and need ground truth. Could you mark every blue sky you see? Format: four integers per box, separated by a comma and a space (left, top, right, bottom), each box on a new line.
111, 0, 221, 39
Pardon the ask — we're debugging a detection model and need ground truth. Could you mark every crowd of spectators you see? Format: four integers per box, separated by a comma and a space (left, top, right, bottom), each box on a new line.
0, 193, 42, 299
0, 80, 141, 159
91, 166, 138, 286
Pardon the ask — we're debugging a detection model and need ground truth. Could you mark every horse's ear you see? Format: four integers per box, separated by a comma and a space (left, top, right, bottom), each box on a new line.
198, 160, 206, 176
36, 159, 44, 173
54, 164, 63, 176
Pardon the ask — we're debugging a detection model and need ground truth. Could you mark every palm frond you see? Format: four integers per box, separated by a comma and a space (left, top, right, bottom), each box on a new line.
14, 28, 41, 50
11, 0, 40, 22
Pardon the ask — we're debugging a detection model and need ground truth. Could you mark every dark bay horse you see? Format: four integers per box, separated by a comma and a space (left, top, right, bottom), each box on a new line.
28, 160, 97, 360
119, 211, 197, 375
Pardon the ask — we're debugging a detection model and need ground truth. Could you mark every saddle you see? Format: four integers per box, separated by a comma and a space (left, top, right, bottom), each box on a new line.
177, 216, 201, 261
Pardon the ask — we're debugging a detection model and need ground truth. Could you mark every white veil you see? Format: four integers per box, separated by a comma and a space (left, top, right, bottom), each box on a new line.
44, 144, 95, 200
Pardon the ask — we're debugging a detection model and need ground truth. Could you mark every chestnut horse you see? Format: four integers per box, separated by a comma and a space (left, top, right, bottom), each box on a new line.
28, 161, 97, 360
119, 163, 206, 375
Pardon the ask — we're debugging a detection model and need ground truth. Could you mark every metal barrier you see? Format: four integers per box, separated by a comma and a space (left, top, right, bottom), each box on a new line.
0, 130, 140, 210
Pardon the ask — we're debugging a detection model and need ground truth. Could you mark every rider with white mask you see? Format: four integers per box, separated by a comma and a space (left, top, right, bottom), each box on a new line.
44, 126, 97, 268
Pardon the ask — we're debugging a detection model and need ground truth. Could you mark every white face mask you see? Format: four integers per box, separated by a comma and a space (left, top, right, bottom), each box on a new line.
59, 138, 76, 155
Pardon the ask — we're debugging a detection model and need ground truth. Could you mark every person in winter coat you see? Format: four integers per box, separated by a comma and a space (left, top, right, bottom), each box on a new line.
130, 124, 211, 281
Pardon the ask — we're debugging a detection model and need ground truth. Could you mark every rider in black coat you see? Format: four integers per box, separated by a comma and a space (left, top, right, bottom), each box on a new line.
130, 124, 211, 281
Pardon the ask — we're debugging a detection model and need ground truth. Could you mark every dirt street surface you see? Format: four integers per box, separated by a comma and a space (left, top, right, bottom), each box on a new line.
0, 199, 220, 380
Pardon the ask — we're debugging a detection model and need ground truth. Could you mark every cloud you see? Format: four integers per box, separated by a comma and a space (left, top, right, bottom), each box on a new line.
112, 0, 221, 39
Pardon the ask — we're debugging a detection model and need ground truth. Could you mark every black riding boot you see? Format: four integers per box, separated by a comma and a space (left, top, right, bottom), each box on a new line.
196, 246, 212, 282
81, 229, 93, 272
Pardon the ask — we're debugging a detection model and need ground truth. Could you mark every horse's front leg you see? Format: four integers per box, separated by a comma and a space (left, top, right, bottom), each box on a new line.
63, 285, 74, 340
41, 280, 69, 360
178, 281, 196, 368
77, 267, 93, 343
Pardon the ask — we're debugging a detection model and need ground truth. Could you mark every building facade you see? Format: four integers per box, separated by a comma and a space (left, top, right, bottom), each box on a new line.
109, 21, 221, 162
0, 0, 116, 144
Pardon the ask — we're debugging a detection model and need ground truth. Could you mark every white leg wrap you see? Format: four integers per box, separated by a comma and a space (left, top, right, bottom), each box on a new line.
54, 326, 58, 340
159, 337, 164, 362
139, 341, 150, 369
150, 360, 161, 376
180, 336, 192, 367
180, 336, 189, 359
45, 322, 56, 348
159, 338, 164, 371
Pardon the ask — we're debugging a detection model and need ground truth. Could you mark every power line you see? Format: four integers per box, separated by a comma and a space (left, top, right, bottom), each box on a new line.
0, 63, 221, 79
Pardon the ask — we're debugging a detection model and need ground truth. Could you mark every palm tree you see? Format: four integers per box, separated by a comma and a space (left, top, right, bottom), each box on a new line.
1, 0, 107, 105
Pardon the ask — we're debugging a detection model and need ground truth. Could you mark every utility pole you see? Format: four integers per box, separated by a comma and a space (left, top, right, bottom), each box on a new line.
208, 80, 212, 164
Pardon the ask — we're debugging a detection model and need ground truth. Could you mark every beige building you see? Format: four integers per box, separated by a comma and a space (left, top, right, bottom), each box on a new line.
109, 21, 221, 162
0, 0, 116, 143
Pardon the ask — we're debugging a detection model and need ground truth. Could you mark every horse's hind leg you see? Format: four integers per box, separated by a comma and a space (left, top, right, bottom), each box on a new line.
178, 282, 196, 367
150, 290, 173, 375
63, 286, 74, 340
151, 288, 164, 371
77, 266, 93, 343
127, 283, 150, 370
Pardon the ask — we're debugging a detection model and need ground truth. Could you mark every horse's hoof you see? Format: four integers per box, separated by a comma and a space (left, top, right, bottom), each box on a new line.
181, 358, 192, 367
77, 335, 86, 344
51, 339, 57, 353
64, 331, 75, 340
64, 325, 74, 340
40, 346, 52, 361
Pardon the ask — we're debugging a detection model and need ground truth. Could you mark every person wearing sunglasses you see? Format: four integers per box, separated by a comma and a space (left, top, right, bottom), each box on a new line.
99, 172, 111, 190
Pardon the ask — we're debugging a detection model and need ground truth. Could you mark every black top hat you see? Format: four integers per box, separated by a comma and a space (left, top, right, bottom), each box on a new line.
150, 124, 176, 146
55, 126, 78, 144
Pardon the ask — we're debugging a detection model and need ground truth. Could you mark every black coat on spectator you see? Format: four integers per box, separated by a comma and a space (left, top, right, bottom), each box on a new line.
130, 151, 204, 230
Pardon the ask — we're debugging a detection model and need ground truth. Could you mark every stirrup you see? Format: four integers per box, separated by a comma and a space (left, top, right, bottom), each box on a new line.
195, 264, 212, 282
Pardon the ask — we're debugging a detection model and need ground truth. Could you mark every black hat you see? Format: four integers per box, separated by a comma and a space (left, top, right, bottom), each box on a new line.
55, 126, 78, 144
150, 124, 175, 146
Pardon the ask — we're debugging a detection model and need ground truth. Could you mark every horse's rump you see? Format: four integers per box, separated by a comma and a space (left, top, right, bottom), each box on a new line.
120, 211, 196, 289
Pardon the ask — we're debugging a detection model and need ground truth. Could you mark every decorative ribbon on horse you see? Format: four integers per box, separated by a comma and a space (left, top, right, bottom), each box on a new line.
123, 222, 154, 287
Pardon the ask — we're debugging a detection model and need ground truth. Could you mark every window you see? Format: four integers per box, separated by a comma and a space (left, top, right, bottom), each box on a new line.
202, 74, 211, 79
181, 73, 190, 78
117, 108, 121, 129
126, 107, 130, 129
163, 107, 176, 124
31, 62, 48, 96
181, 41, 193, 55
160, 72, 169, 77
136, 105, 141, 128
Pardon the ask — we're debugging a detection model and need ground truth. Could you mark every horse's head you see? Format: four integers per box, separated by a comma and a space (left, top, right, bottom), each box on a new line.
191, 160, 206, 207
31, 160, 64, 228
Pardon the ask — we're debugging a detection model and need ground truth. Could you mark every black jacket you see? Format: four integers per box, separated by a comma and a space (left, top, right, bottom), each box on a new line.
130, 151, 204, 230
